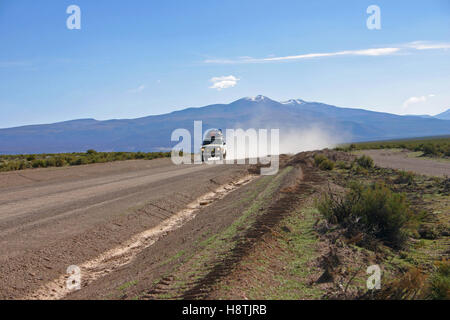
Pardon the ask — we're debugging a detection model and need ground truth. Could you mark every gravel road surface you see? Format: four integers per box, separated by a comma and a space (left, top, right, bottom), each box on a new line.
0, 159, 250, 299
359, 149, 450, 177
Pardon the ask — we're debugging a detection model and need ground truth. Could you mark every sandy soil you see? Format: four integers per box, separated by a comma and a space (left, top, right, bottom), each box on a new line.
0, 159, 250, 299
359, 149, 450, 177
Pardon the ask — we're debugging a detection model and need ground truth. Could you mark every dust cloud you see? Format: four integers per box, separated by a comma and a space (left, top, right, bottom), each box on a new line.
278, 127, 342, 154
223, 125, 346, 160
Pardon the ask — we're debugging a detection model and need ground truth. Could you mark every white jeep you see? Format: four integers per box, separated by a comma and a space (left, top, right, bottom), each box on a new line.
201, 129, 227, 162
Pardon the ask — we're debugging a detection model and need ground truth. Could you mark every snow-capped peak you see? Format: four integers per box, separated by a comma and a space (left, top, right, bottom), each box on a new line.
281, 99, 305, 105
245, 95, 269, 102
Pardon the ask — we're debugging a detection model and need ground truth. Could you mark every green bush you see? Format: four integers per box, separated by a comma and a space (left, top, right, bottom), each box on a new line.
45, 158, 56, 167
336, 160, 348, 169
356, 155, 374, 169
422, 143, 439, 157
319, 159, 335, 171
318, 182, 412, 248
77, 157, 88, 165
31, 159, 45, 168
396, 170, 415, 185
55, 157, 66, 167
314, 154, 328, 167
428, 262, 450, 300
351, 164, 368, 175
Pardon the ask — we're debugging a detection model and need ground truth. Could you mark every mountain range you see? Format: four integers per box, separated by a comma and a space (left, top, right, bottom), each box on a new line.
435, 109, 450, 120
0, 95, 449, 154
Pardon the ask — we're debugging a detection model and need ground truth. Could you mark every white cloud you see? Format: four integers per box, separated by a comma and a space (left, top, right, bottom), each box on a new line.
205, 48, 400, 64
402, 94, 435, 109
209, 75, 240, 90
260, 47, 400, 62
204, 41, 450, 64
128, 84, 146, 93
406, 41, 450, 50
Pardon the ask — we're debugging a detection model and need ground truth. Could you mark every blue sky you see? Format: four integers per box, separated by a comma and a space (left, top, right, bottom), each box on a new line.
0, 0, 449, 128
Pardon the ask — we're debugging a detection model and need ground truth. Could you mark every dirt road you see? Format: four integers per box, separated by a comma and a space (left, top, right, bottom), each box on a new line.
0, 159, 250, 299
6, 148, 445, 300
358, 149, 450, 177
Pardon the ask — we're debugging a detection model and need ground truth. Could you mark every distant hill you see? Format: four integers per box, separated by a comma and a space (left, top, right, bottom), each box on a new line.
403, 114, 435, 119
1, 95, 450, 154
435, 109, 450, 120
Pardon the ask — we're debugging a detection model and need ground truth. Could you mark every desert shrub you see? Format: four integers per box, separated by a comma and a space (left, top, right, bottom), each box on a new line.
396, 170, 415, 185
428, 262, 450, 300
356, 155, 374, 169
351, 164, 368, 175
55, 157, 66, 167
45, 158, 56, 167
68, 157, 78, 165
135, 152, 146, 159
31, 160, 39, 168
2, 160, 27, 171
66, 157, 76, 165
78, 157, 88, 165
422, 143, 439, 157
370, 267, 428, 300
445, 146, 450, 157
72, 157, 87, 166
336, 160, 348, 170
314, 154, 328, 167
318, 182, 412, 248
31, 159, 45, 168
17, 160, 28, 170
0, 151, 171, 172
319, 159, 335, 171
378, 261, 450, 300
3, 161, 14, 171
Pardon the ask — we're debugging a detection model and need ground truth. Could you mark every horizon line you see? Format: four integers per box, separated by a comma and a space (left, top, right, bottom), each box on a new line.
1, 95, 449, 130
